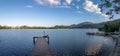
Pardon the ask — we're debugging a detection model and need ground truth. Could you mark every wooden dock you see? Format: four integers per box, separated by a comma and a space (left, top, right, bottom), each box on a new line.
31, 35, 52, 56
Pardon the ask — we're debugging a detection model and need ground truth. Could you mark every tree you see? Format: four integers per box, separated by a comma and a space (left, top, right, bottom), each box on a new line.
100, 0, 120, 19
98, 21, 120, 32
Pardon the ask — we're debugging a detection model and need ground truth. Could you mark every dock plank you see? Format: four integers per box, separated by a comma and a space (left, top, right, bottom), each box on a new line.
31, 37, 52, 56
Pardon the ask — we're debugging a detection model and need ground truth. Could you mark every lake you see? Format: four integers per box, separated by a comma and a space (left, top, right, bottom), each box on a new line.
0, 29, 116, 56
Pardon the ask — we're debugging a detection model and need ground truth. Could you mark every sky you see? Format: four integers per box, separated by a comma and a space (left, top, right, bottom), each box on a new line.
0, 0, 119, 26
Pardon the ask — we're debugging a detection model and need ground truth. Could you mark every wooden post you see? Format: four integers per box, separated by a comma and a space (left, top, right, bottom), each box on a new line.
47, 36, 49, 44
43, 35, 50, 44
33, 37, 35, 45
43, 31, 45, 36
33, 37, 38, 45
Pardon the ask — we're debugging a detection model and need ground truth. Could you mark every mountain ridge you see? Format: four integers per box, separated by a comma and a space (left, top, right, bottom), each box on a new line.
70, 19, 120, 28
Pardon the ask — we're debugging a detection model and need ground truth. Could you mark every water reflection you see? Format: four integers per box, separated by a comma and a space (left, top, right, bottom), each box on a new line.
0, 29, 116, 56
85, 36, 115, 56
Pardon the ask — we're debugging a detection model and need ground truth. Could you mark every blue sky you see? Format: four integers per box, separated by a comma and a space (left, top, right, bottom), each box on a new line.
0, 0, 119, 26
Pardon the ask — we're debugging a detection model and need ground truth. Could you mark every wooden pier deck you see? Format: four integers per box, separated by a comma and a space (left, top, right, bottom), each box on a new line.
31, 36, 52, 56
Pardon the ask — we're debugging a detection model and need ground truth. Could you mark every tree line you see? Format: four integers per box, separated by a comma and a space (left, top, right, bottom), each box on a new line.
0, 25, 74, 29
98, 22, 120, 32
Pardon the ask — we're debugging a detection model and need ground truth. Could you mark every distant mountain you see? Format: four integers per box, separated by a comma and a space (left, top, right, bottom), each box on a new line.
70, 22, 95, 28
95, 18, 120, 27
70, 19, 120, 28
77, 22, 94, 28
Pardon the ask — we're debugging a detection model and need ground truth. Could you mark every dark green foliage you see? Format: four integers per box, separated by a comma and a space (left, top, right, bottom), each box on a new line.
99, 21, 120, 32
98, 26, 104, 31
54, 25, 72, 29
19, 26, 47, 29
100, 0, 120, 19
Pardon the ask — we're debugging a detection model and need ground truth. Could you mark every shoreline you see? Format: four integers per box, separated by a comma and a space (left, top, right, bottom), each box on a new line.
110, 35, 120, 56
0, 28, 97, 29
86, 32, 120, 56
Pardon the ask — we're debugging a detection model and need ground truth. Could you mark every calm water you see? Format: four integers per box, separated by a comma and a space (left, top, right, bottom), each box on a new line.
0, 29, 116, 56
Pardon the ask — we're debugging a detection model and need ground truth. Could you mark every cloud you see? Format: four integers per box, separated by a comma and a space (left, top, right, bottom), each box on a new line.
59, 5, 70, 8
48, 0, 60, 6
101, 14, 109, 21
77, 11, 83, 14
84, 0, 101, 14
57, 2, 71, 8
84, 0, 109, 20
77, 0, 80, 2
65, 0, 72, 5
76, 5, 79, 10
34, 0, 73, 8
34, 0, 109, 19
101, 14, 108, 18
34, 0, 60, 6
25, 5, 33, 8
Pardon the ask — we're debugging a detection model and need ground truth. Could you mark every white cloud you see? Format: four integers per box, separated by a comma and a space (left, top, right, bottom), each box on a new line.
77, 11, 83, 14
102, 14, 109, 21
34, 0, 60, 6
84, 0, 109, 20
48, 0, 60, 6
58, 2, 71, 8
76, 6, 79, 10
25, 5, 33, 8
59, 5, 70, 8
84, 0, 101, 14
77, 0, 80, 2
101, 14, 108, 18
65, 0, 72, 5
34, 0, 73, 8
34, 0, 48, 6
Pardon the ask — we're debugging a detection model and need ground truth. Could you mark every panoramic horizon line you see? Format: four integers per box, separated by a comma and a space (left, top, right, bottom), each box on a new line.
0, 24, 71, 27
0, 19, 116, 27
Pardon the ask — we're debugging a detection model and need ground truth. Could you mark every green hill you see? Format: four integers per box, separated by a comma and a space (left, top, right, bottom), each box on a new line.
70, 19, 120, 28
